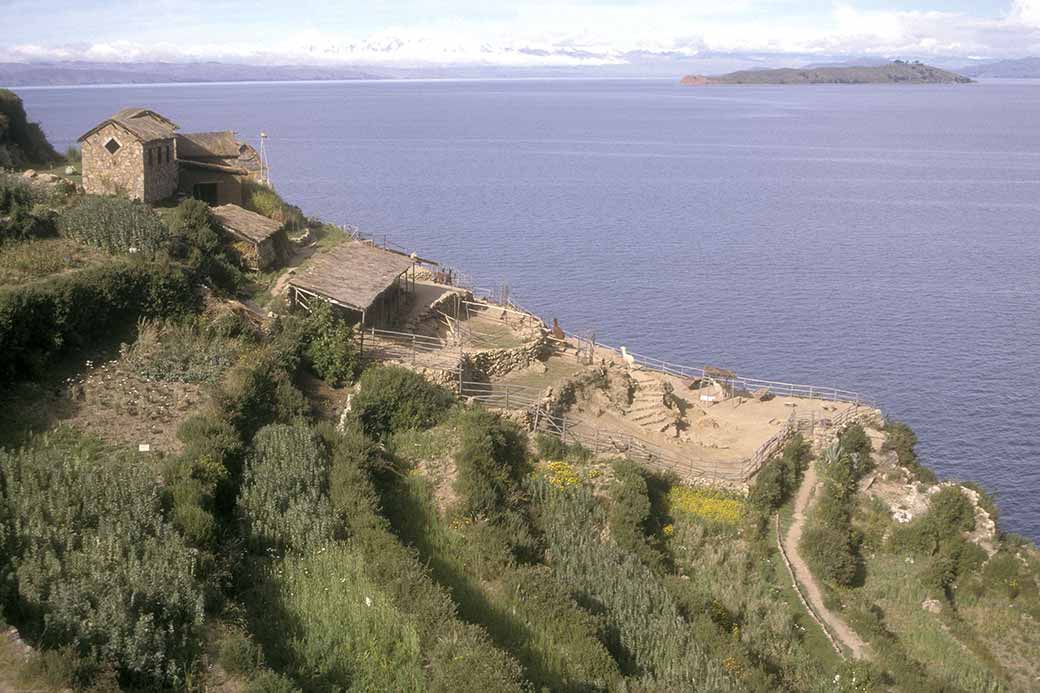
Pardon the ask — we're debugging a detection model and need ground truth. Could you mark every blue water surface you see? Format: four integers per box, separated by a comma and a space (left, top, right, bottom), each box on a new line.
16, 78, 1040, 540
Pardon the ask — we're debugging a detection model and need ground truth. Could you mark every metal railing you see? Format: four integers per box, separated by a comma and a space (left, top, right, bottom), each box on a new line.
357, 327, 462, 371
459, 380, 542, 409
594, 341, 870, 405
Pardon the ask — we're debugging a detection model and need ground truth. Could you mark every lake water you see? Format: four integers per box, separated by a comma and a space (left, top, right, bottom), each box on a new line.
15, 78, 1040, 541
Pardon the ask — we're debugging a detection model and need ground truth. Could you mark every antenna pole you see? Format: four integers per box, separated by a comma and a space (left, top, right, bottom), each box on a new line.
259, 131, 270, 186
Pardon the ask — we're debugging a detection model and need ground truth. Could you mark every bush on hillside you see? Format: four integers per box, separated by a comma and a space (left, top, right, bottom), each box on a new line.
0, 174, 53, 243
238, 423, 339, 555
0, 259, 196, 383
889, 486, 975, 552
883, 420, 937, 483
351, 366, 455, 439
609, 459, 667, 571
535, 432, 592, 463
122, 317, 246, 384
303, 301, 359, 385
313, 423, 528, 691
532, 480, 734, 688
748, 433, 810, 511
242, 181, 306, 229
453, 408, 530, 521
164, 197, 243, 291
0, 89, 60, 166
0, 428, 204, 687
216, 348, 310, 441
839, 423, 873, 473
58, 194, 169, 254
800, 524, 858, 586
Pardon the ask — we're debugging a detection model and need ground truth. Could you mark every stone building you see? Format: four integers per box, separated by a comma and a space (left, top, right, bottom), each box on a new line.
78, 108, 178, 203
176, 131, 263, 206
78, 108, 263, 205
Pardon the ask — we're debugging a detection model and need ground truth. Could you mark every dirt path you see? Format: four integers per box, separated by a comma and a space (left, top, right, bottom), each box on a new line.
783, 462, 869, 660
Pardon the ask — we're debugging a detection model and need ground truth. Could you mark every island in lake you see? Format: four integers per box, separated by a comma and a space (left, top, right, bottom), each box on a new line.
681, 60, 973, 85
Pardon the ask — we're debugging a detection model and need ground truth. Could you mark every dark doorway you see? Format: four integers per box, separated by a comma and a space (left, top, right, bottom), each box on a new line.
192, 183, 218, 205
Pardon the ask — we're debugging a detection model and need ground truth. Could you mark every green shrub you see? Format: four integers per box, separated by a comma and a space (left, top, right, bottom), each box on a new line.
0, 174, 51, 243
453, 408, 529, 521
164, 197, 242, 291
532, 480, 735, 689
351, 365, 455, 439
495, 564, 623, 690
981, 551, 1027, 600
122, 317, 245, 384
0, 428, 204, 687
883, 420, 937, 483
801, 524, 858, 586
0, 89, 60, 165
239, 423, 339, 555
217, 348, 309, 441
242, 181, 306, 229
245, 670, 301, 693
748, 433, 809, 511
58, 194, 169, 253
608, 459, 666, 571
217, 628, 263, 676
0, 259, 196, 383
316, 423, 526, 691
535, 432, 592, 463
928, 486, 976, 534
303, 300, 359, 385
839, 423, 873, 474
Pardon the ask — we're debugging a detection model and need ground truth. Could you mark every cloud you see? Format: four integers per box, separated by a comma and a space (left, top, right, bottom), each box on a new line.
2, 1, 1040, 66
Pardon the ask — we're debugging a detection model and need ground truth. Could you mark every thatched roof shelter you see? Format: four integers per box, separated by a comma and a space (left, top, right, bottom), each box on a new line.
211, 204, 283, 243
176, 131, 240, 159
288, 241, 415, 316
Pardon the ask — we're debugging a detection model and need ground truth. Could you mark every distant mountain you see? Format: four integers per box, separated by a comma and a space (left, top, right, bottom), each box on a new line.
959, 57, 1040, 78
681, 61, 973, 86
0, 61, 384, 87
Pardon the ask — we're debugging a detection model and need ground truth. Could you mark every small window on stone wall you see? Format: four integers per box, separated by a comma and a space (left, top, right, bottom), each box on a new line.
147, 149, 153, 166
166, 145, 171, 163
105, 138, 121, 155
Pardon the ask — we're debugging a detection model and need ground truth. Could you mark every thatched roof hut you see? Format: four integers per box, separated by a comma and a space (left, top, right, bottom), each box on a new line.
211, 204, 285, 271
287, 241, 416, 324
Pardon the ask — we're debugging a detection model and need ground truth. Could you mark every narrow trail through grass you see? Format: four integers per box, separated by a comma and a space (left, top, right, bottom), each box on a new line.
783, 462, 869, 659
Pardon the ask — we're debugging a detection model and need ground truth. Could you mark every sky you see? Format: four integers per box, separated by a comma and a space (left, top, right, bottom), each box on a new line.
2, 0, 1039, 66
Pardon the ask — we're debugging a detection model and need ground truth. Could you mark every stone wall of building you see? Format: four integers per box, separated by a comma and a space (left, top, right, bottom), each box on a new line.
178, 167, 244, 206
82, 123, 145, 200
142, 138, 178, 202
82, 124, 177, 203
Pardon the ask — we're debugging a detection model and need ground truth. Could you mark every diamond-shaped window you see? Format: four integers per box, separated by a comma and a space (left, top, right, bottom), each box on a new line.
104, 138, 121, 154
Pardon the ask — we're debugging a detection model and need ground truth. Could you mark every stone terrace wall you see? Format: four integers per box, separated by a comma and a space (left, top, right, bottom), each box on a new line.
463, 338, 550, 380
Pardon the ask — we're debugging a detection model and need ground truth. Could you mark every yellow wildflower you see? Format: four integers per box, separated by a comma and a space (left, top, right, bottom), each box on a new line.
667, 486, 745, 525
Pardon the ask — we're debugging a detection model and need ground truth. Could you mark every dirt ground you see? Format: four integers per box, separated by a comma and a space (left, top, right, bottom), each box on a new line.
0, 353, 209, 456
784, 462, 870, 659
493, 348, 858, 482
